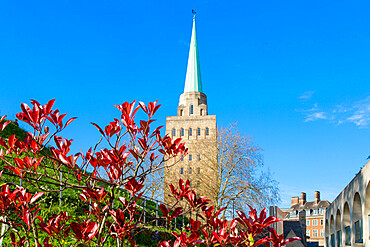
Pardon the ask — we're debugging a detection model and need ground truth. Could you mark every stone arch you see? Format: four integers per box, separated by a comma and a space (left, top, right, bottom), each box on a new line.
330, 215, 335, 246
352, 192, 363, 244
364, 182, 370, 244
325, 218, 330, 247
335, 209, 342, 246
343, 202, 351, 245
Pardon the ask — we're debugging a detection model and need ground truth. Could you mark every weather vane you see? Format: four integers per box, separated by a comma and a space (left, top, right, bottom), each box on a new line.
192, 9, 196, 19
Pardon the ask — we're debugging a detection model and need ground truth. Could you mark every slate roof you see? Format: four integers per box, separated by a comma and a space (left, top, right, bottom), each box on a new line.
290, 200, 330, 211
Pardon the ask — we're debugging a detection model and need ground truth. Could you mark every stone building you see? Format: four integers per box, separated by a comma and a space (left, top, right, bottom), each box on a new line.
270, 192, 330, 247
324, 160, 370, 247
286, 192, 330, 247
163, 16, 217, 206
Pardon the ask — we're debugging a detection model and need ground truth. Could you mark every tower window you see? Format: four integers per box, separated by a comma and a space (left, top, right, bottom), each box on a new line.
189, 128, 192, 136
206, 127, 209, 135
200, 109, 203, 115
190, 105, 194, 115
172, 128, 176, 136
180, 168, 183, 174
181, 128, 184, 136
189, 167, 192, 174
197, 154, 200, 161
197, 128, 201, 136
197, 167, 200, 174
189, 154, 192, 161
180, 110, 183, 116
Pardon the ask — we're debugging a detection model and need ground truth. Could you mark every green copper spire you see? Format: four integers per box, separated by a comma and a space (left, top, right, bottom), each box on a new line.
184, 16, 202, 93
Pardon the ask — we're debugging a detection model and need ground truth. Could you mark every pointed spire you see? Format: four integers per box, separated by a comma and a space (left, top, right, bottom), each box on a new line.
184, 15, 202, 93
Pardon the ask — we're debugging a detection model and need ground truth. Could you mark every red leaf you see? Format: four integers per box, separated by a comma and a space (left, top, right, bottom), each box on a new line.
159, 204, 169, 217
91, 122, 105, 136
139, 101, 147, 113
44, 99, 56, 115
30, 192, 44, 204
8, 134, 16, 148
84, 222, 99, 240
64, 117, 77, 128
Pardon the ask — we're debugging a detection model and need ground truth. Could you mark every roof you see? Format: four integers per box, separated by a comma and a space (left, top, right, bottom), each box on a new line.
291, 200, 330, 211
184, 16, 202, 93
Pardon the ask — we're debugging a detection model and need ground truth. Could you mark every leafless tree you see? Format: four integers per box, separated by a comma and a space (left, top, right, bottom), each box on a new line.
197, 123, 280, 218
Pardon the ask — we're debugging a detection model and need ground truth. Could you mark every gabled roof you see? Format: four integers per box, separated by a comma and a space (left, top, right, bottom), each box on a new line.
291, 200, 330, 211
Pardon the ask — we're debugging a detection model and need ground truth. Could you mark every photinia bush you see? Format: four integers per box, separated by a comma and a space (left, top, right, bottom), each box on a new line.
0, 100, 299, 246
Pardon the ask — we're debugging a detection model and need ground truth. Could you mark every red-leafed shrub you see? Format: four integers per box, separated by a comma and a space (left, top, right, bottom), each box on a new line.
0, 99, 299, 246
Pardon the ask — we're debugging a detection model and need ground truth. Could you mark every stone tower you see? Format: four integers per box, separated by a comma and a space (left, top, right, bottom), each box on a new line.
164, 16, 217, 206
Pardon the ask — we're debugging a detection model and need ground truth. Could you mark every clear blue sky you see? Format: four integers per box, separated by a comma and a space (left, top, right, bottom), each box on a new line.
0, 0, 369, 208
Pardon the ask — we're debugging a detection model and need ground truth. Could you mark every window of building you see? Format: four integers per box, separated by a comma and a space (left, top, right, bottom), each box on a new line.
306, 230, 310, 237
320, 229, 324, 237
189, 128, 192, 136
190, 105, 194, 115
189, 155, 192, 161
306, 220, 310, 226
206, 127, 209, 135
306, 210, 311, 216
181, 155, 184, 161
181, 128, 184, 136
189, 167, 192, 174
345, 226, 351, 245
197, 128, 201, 136
313, 219, 318, 226
330, 234, 335, 247
200, 109, 203, 115
197, 180, 200, 186
336, 230, 342, 247
321, 219, 324, 225
354, 220, 363, 243
313, 230, 318, 237
172, 128, 176, 136
180, 110, 183, 116
197, 167, 200, 174
197, 154, 200, 161
326, 237, 329, 247
180, 168, 183, 174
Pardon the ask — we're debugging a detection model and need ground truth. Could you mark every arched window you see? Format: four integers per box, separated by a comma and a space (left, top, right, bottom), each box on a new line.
180, 168, 183, 174
197, 128, 201, 136
189, 167, 192, 174
197, 154, 200, 161
181, 128, 184, 136
189, 128, 192, 136
206, 127, 209, 135
200, 109, 203, 115
172, 128, 176, 136
197, 167, 200, 174
190, 105, 194, 115
180, 109, 183, 116
189, 154, 192, 161
197, 180, 200, 186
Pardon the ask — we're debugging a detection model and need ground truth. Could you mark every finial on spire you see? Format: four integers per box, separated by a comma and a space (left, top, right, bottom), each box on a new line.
192, 9, 196, 19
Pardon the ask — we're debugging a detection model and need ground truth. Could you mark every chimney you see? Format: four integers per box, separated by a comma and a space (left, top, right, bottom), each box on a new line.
299, 192, 306, 205
315, 191, 320, 204
291, 197, 299, 207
